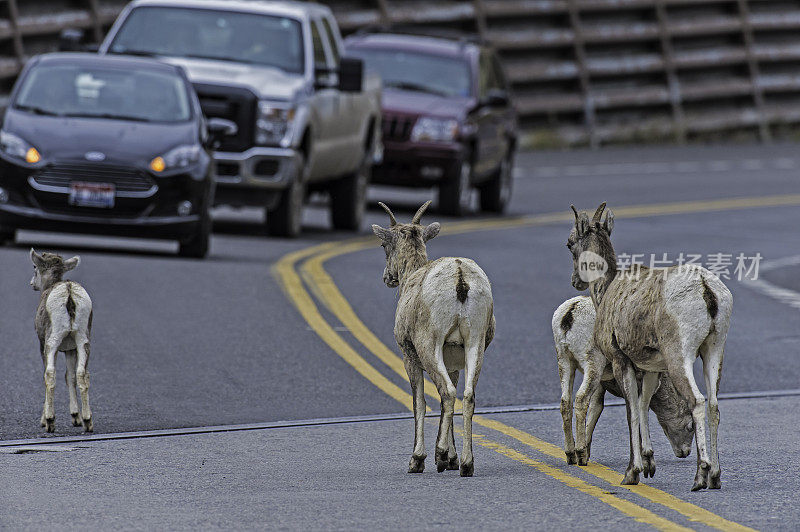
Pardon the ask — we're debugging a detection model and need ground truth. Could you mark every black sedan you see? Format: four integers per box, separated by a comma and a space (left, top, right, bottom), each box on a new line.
0, 53, 234, 258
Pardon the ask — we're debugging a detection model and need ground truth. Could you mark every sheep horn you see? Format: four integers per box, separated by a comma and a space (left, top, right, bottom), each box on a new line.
592, 202, 607, 224
378, 202, 397, 226
411, 200, 432, 225
570, 204, 579, 223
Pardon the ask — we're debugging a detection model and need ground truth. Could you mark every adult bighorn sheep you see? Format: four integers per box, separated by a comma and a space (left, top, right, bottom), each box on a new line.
566, 203, 732, 490
30, 249, 94, 433
372, 200, 495, 477
553, 295, 695, 470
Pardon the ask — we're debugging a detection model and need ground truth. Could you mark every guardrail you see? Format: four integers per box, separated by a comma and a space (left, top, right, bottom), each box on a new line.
5, 0, 800, 147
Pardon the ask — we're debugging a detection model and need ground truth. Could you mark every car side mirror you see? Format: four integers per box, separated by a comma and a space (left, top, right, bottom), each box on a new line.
59, 28, 97, 52
480, 89, 510, 108
206, 118, 238, 149
338, 57, 363, 93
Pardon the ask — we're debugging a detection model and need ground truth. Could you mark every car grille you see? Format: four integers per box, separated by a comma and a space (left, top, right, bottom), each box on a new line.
194, 83, 257, 152
30, 163, 157, 197
383, 114, 415, 142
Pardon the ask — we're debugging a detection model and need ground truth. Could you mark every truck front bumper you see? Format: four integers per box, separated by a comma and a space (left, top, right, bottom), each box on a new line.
212, 147, 300, 208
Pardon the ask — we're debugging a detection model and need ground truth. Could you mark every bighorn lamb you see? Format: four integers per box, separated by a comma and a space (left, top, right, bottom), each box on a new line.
31, 249, 93, 433
553, 296, 695, 470
373, 201, 495, 477
567, 203, 732, 490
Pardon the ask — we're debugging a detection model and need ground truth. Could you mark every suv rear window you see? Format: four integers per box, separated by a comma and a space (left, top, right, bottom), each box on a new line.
109, 6, 305, 74
349, 47, 472, 98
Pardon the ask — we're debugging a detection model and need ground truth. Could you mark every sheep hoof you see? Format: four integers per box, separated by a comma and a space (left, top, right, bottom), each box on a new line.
44, 417, 55, 433
576, 448, 589, 466
71, 413, 82, 427
447, 456, 460, 470
642, 453, 656, 478
621, 469, 640, 485
459, 461, 474, 477
407, 455, 425, 473
565, 451, 577, 465
435, 449, 449, 473
82, 417, 93, 433
692, 462, 710, 491
708, 473, 721, 490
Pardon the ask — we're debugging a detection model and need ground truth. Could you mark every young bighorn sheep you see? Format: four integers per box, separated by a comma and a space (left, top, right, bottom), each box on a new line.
373, 201, 495, 477
553, 296, 695, 470
566, 204, 732, 490
31, 249, 93, 433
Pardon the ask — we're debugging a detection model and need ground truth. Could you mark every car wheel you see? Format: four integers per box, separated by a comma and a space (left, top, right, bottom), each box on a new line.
439, 160, 472, 216
0, 227, 15, 246
267, 154, 306, 238
479, 153, 514, 213
178, 209, 211, 259
330, 156, 369, 231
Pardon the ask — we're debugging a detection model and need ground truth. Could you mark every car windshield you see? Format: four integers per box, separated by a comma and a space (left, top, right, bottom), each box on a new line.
108, 6, 305, 75
349, 47, 471, 98
14, 64, 191, 122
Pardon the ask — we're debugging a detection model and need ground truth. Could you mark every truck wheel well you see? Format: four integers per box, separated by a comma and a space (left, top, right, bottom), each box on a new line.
300, 129, 312, 158
364, 117, 376, 152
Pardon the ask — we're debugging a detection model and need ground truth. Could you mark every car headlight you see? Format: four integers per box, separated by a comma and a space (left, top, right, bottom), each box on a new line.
150, 144, 202, 173
410, 117, 459, 143
256, 102, 296, 145
0, 130, 41, 163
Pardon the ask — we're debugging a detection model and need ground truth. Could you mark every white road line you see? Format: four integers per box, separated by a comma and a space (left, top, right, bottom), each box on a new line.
526, 157, 800, 178
742, 255, 800, 310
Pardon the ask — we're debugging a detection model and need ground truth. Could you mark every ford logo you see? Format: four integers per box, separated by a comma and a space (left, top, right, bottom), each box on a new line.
85, 151, 106, 162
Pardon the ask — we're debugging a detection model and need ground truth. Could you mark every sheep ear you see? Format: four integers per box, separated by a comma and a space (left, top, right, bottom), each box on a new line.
63, 256, 80, 272
372, 224, 394, 244
30, 248, 44, 268
603, 210, 614, 235
576, 211, 590, 236
422, 222, 440, 242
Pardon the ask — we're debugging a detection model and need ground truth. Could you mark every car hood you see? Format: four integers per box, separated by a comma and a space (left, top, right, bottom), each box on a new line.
160, 57, 306, 101
382, 89, 474, 119
3, 110, 197, 164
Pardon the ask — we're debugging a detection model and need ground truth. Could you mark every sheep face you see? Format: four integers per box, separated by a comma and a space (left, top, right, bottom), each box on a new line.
30, 249, 79, 291
372, 201, 440, 288
653, 376, 696, 458
567, 203, 615, 291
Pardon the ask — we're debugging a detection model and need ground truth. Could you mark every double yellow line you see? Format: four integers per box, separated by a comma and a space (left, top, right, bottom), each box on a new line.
275, 194, 795, 530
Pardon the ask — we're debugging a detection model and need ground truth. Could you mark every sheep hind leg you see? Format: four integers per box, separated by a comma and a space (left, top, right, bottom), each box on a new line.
557, 356, 577, 464
613, 356, 643, 485
76, 338, 92, 432
575, 362, 603, 466
446, 370, 460, 470
584, 384, 605, 460
701, 335, 724, 489
404, 357, 426, 473
41, 344, 58, 433
639, 371, 660, 478
65, 350, 81, 427
459, 337, 484, 477
432, 358, 457, 474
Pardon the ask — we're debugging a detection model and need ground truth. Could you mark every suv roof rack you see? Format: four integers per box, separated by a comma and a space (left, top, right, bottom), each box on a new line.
353, 24, 488, 47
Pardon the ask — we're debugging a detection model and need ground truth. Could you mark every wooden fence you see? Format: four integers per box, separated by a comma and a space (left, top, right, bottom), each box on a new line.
5, 0, 800, 146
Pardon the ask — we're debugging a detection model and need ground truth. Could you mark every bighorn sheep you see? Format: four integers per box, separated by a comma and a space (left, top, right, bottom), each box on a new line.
553, 296, 695, 470
372, 201, 495, 477
30, 249, 93, 433
566, 203, 732, 490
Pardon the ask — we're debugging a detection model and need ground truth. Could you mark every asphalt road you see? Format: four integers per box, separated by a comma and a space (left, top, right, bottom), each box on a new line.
0, 142, 798, 529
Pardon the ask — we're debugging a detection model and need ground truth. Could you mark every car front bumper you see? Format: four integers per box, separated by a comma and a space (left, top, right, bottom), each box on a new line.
212, 147, 300, 207
372, 141, 464, 187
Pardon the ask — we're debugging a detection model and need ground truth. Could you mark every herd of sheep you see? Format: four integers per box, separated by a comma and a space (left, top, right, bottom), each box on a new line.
26, 199, 731, 492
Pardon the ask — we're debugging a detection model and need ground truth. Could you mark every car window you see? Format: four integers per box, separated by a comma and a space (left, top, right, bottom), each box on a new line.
15, 63, 191, 123
321, 17, 341, 65
348, 47, 471, 98
108, 6, 305, 74
311, 20, 329, 69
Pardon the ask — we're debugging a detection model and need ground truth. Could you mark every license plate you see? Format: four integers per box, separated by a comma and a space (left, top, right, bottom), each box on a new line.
68, 182, 115, 208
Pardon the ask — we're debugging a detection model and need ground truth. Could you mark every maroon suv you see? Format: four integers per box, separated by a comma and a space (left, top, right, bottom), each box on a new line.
345, 32, 517, 215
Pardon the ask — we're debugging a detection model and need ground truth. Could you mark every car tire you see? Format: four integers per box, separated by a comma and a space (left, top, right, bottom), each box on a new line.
330, 156, 369, 231
439, 160, 472, 216
267, 154, 306, 238
0, 227, 15, 245
479, 152, 514, 214
178, 209, 211, 259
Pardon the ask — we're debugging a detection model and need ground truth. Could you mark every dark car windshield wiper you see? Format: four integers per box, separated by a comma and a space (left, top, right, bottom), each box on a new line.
107, 48, 160, 58
14, 104, 63, 116
64, 112, 153, 123
384, 81, 450, 97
